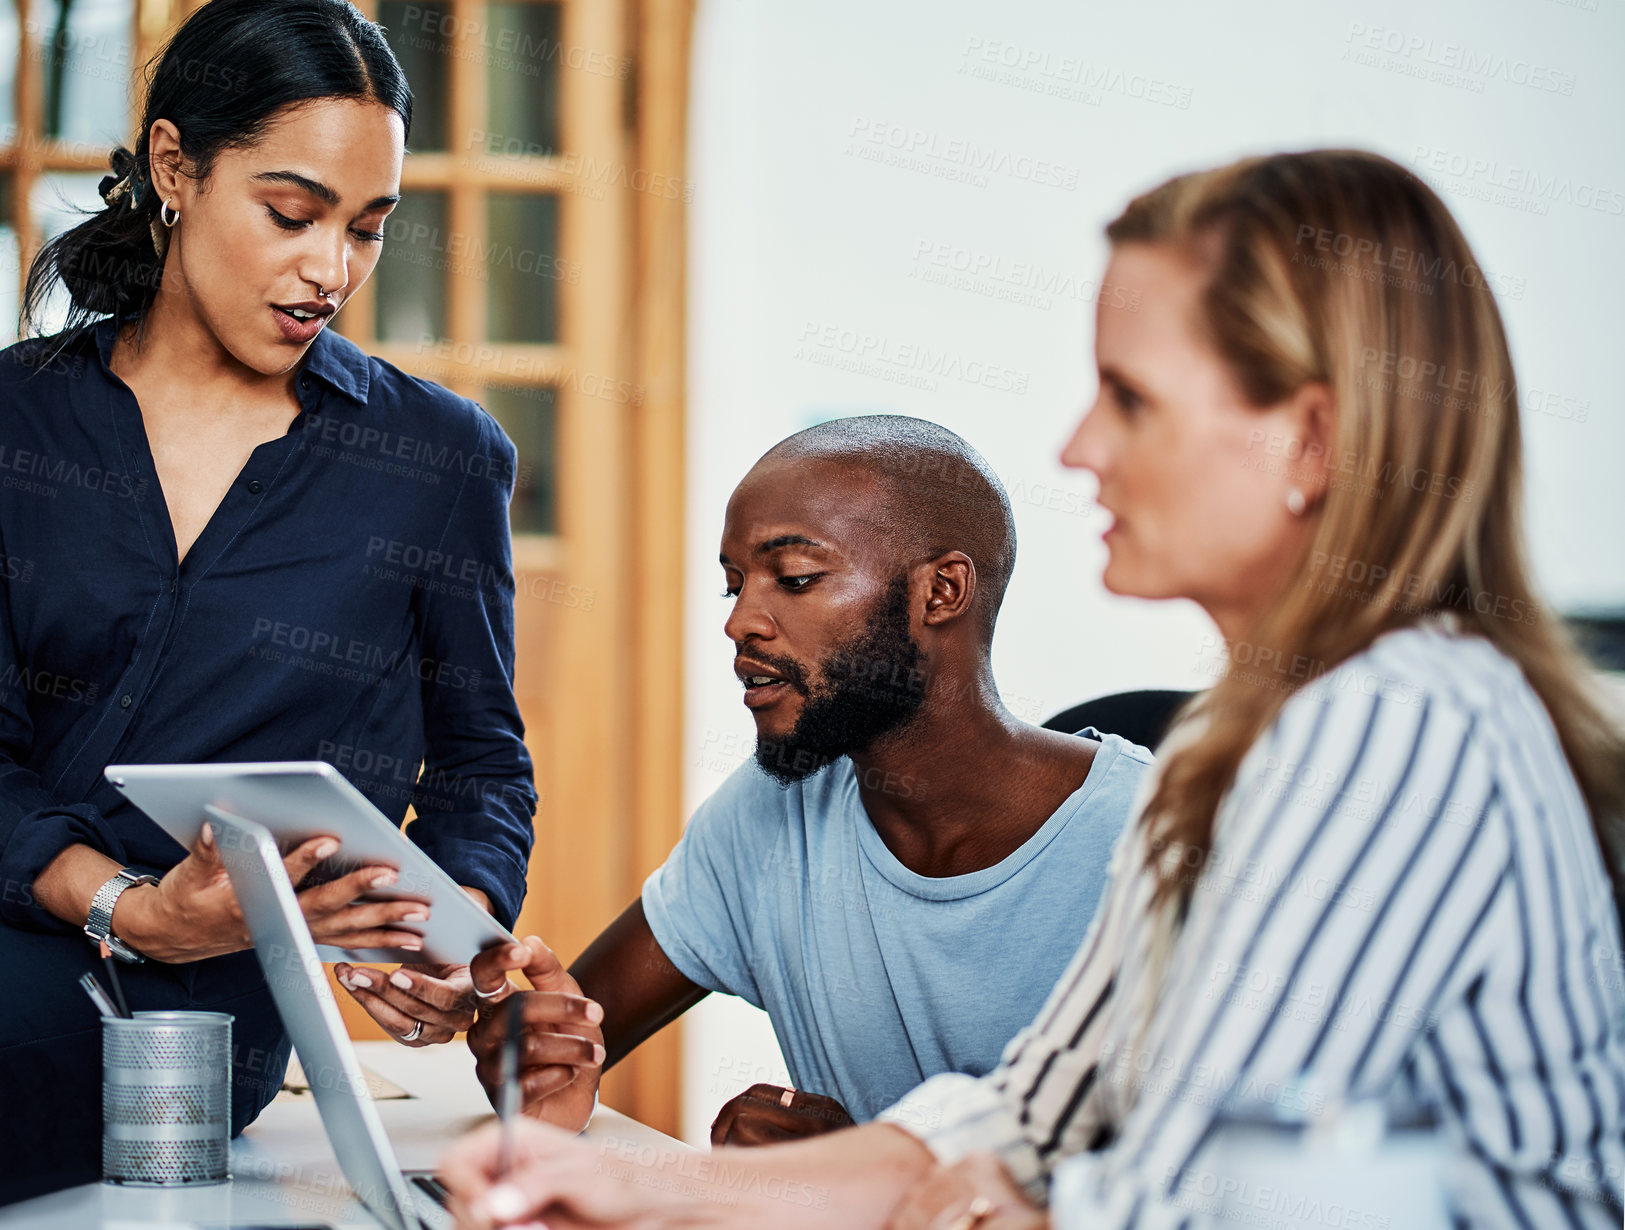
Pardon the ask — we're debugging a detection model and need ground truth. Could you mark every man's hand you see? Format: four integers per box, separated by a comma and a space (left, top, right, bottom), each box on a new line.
467, 936, 606, 1132
710, 1084, 855, 1147
885, 1153, 1046, 1230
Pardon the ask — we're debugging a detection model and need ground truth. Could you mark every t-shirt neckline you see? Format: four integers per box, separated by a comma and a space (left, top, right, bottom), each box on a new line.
847, 730, 1124, 901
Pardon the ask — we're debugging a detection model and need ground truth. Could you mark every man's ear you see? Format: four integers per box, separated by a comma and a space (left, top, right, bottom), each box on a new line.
920, 552, 975, 627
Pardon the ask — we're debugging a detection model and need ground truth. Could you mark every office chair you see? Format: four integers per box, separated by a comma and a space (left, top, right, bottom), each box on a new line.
1041, 689, 1195, 752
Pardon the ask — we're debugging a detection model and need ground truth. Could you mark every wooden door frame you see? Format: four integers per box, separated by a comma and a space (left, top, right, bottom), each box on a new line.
619, 0, 692, 1136
326, 0, 694, 1137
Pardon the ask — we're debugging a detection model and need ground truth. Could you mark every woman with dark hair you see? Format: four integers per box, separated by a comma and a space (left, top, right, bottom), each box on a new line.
0, 0, 543, 1201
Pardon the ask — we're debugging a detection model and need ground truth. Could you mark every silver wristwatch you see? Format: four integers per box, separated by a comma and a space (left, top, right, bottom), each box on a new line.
85, 866, 159, 964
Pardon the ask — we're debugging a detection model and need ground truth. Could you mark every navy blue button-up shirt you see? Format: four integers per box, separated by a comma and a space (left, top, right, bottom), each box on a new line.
0, 319, 535, 932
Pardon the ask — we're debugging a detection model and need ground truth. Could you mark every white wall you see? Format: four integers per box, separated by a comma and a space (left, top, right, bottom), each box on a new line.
679, 0, 1625, 1143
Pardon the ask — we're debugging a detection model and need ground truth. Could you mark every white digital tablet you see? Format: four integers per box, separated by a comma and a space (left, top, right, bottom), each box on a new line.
105, 760, 518, 965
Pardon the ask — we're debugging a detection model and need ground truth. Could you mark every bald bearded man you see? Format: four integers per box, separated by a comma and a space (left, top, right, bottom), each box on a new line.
465, 416, 1150, 1145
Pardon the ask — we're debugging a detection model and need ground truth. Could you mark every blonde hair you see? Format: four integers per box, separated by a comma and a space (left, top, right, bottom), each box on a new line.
1110, 150, 1625, 913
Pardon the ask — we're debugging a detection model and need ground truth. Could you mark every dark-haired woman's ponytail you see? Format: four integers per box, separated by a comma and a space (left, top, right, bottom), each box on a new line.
22, 143, 167, 337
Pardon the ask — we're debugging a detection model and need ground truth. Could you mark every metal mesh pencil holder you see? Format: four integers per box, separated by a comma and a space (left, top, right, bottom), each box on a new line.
102, 1010, 233, 1185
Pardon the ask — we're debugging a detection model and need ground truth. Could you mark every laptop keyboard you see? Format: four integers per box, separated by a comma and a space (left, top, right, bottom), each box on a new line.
411, 1173, 451, 1208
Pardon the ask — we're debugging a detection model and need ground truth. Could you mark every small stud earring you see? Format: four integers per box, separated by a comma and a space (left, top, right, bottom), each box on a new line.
1285, 488, 1308, 517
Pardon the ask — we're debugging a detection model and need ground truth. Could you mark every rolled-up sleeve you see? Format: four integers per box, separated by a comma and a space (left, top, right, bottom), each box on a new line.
0, 798, 120, 934
404, 411, 536, 930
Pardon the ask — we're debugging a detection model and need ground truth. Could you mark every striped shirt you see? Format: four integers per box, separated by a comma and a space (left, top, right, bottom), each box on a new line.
880, 621, 1625, 1227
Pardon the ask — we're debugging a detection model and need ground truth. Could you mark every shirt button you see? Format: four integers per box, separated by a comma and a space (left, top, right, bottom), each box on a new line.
247, 479, 264, 495
299, 375, 312, 390
120, 694, 132, 709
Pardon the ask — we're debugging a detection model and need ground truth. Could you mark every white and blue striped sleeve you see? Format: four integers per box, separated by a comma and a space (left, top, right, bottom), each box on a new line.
1041, 675, 1517, 1227
881, 636, 1625, 1227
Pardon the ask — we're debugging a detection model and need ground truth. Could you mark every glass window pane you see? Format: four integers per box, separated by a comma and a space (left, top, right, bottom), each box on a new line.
482, 384, 556, 535
0, 177, 18, 345
485, 193, 559, 344
38, 0, 134, 145
380, 1, 452, 152
28, 173, 106, 335
374, 191, 449, 344
0, 7, 18, 137
484, 3, 562, 157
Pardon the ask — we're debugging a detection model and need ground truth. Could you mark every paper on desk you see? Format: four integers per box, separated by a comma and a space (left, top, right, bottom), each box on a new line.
277, 1054, 411, 1101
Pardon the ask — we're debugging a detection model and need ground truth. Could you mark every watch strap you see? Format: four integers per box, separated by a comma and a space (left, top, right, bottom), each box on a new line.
85, 867, 158, 963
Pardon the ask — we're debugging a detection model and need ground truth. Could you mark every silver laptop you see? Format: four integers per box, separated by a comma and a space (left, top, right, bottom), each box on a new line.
207, 804, 454, 1230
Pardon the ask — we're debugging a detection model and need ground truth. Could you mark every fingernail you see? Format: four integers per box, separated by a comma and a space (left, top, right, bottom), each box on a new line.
592, 1043, 606, 1065
372, 869, 398, 887
483, 1183, 528, 1222
349, 970, 374, 989
337, 972, 356, 989
200, 822, 214, 846
510, 945, 527, 961
315, 840, 338, 859
401, 909, 429, 921
585, 1001, 604, 1025
401, 939, 423, 952
389, 971, 412, 991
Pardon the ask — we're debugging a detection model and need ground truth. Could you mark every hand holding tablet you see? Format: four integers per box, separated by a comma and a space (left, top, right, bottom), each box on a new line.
99, 819, 432, 964
105, 760, 518, 965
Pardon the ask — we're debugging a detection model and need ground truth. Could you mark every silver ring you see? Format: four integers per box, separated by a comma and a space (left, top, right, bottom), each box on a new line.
400, 1020, 424, 1043
473, 979, 510, 1000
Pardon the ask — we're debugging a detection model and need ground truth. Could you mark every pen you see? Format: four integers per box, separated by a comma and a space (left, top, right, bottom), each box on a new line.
496, 995, 520, 1179
78, 971, 126, 1019
99, 939, 132, 1019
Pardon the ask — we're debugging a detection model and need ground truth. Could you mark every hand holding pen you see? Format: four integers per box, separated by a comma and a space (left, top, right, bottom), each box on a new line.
466, 937, 607, 1134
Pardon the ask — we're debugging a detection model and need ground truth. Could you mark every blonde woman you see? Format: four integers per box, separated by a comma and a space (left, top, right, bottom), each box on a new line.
439, 149, 1625, 1229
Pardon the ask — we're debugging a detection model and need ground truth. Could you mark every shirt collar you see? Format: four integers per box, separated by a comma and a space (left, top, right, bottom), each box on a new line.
299, 323, 371, 406
89, 315, 371, 407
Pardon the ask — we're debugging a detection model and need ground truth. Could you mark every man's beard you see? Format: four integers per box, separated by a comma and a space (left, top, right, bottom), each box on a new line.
754, 575, 927, 786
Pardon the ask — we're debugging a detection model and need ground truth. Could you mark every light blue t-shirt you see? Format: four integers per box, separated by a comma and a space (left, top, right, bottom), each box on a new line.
642, 729, 1151, 1121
